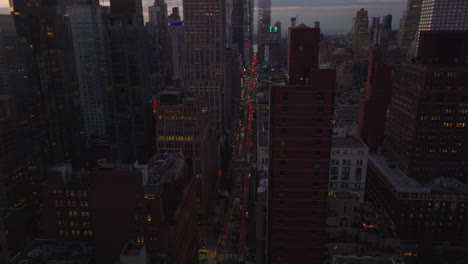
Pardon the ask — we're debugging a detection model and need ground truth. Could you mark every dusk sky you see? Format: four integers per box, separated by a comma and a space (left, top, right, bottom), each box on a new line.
0, 0, 408, 32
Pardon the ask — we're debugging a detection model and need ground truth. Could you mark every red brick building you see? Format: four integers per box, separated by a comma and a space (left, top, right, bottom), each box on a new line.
358, 46, 393, 150
41, 151, 198, 264
268, 24, 336, 263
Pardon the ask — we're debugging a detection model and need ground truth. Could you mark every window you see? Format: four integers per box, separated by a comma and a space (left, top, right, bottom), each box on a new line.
317, 106, 324, 113
331, 159, 339, 165
331, 167, 338, 180
282, 93, 288, 101
281, 117, 287, 124
280, 106, 288, 113
342, 167, 350, 180
281, 128, 287, 134
356, 167, 362, 181
357, 160, 364, 166
147, 215, 152, 222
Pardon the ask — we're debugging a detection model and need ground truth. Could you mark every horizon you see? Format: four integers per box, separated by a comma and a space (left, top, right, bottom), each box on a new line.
0, 0, 406, 33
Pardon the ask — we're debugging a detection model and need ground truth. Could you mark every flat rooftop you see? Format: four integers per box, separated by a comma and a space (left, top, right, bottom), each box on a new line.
369, 153, 429, 193
369, 153, 468, 195
121, 241, 144, 256
332, 136, 366, 149
145, 151, 185, 187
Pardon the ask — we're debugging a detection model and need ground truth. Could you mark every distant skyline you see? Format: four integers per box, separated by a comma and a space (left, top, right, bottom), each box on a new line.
0, 0, 407, 32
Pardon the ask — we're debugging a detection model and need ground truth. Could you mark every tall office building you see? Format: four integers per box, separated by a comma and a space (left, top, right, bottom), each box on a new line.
382, 13, 393, 30
182, 0, 227, 130
269, 24, 336, 263
397, 0, 423, 55
243, 0, 254, 64
358, 47, 393, 151
11, 0, 86, 165
155, 89, 217, 220
384, 31, 468, 183
108, 0, 152, 162
370, 16, 381, 41
258, 0, 271, 41
147, 0, 170, 78
419, 0, 468, 32
109, 0, 143, 24
148, 0, 168, 27
227, 0, 253, 64
168, 7, 184, 81
66, 4, 110, 141
352, 8, 370, 57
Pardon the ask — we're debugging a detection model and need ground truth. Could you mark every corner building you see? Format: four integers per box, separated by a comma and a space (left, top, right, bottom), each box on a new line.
269, 24, 336, 263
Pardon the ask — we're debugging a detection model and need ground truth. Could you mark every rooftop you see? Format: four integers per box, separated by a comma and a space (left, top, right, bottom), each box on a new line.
145, 151, 185, 187
121, 241, 144, 257
10, 239, 94, 264
369, 153, 468, 195
332, 255, 404, 264
369, 153, 429, 193
332, 136, 366, 149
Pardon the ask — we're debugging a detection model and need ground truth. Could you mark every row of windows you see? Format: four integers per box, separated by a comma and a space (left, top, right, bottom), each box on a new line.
58, 220, 91, 227
55, 200, 89, 207
53, 189, 88, 197
331, 159, 365, 166
56, 211, 90, 218
331, 150, 366, 155
59, 230, 93, 237
330, 167, 363, 181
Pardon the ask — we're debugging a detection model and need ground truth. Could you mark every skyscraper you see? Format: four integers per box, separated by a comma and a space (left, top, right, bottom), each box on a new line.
109, 0, 143, 24
229, 0, 254, 63
11, 0, 87, 165
148, 0, 170, 77
66, 3, 110, 141
382, 13, 393, 30
108, 0, 152, 162
352, 8, 370, 57
384, 31, 468, 183
155, 89, 217, 220
168, 7, 184, 81
397, 0, 423, 55
258, 0, 271, 41
419, 0, 468, 32
370, 16, 381, 41
358, 47, 393, 151
268, 24, 336, 263
182, 0, 227, 130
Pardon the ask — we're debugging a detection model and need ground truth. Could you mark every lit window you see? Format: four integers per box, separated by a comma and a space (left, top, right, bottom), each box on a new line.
147, 215, 152, 222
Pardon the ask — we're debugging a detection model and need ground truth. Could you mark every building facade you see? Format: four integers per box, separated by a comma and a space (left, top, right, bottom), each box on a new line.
268, 24, 336, 263
352, 8, 370, 58
155, 89, 218, 221
384, 52, 468, 182
329, 137, 368, 202
397, 0, 423, 55
358, 47, 393, 151
182, 0, 227, 130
